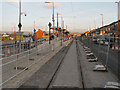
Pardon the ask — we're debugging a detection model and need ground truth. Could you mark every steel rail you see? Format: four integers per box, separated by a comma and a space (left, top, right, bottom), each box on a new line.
46, 40, 73, 90
76, 40, 86, 90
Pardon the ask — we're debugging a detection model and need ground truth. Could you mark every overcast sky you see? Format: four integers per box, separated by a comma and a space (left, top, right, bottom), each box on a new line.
0, 0, 119, 33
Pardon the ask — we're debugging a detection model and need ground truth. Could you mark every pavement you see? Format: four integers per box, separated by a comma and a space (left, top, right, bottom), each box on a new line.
19, 41, 71, 88
80, 37, 119, 78
2, 40, 70, 88
51, 40, 118, 88
51, 40, 82, 88
2, 39, 118, 89
17, 39, 118, 89
77, 40, 118, 88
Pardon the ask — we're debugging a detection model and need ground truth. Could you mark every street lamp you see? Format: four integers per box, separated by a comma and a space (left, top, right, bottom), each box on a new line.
48, 22, 52, 44
45, 1, 55, 36
18, 0, 27, 32
57, 13, 63, 45
57, 13, 63, 28
45, 1, 56, 51
100, 14, 103, 27
18, 0, 26, 54
94, 18, 96, 29
115, 1, 119, 38
100, 14, 104, 35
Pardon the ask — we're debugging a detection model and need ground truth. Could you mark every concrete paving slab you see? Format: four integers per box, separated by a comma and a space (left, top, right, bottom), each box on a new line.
52, 40, 82, 88
18, 42, 71, 88
2, 41, 67, 88
78, 40, 118, 88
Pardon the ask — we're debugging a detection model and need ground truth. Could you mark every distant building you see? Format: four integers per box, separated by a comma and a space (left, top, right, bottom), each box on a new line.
36, 29, 50, 40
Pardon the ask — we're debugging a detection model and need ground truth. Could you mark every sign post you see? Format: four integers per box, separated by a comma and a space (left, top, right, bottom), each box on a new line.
48, 22, 52, 44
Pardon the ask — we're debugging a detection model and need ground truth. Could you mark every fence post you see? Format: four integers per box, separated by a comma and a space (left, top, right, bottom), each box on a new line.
28, 50, 30, 66
98, 36, 101, 58
16, 54, 18, 71
105, 35, 110, 69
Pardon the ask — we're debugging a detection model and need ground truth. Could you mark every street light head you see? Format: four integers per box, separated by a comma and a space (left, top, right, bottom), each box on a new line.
100, 14, 103, 15
115, 2, 119, 3
45, 1, 52, 3
21, 12, 27, 16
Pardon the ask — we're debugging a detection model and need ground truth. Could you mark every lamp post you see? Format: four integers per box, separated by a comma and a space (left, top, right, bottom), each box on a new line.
100, 14, 103, 27
100, 14, 104, 34
45, 1, 55, 51
18, 0, 26, 54
115, 1, 119, 42
58, 13, 63, 46
48, 22, 52, 44
57, 12, 59, 28
63, 20, 64, 41
45, 1, 55, 36
18, 0, 22, 32
18, 0, 26, 32
94, 18, 96, 29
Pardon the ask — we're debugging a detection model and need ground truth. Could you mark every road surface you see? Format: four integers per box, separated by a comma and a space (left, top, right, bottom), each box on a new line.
18, 39, 118, 89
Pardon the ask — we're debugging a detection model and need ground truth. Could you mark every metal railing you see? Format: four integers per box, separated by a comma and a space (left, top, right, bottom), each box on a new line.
1, 39, 44, 58
0, 39, 71, 87
79, 36, 120, 80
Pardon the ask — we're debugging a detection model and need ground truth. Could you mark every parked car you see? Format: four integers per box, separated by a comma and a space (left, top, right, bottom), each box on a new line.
99, 40, 104, 45
97, 39, 104, 45
104, 40, 109, 45
103, 39, 114, 48
92, 37, 97, 42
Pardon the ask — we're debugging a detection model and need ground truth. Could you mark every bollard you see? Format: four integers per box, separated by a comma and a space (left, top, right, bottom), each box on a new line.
26, 42, 28, 49
28, 51, 30, 66
7, 46, 10, 56
119, 45, 120, 52
15, 54, 18, 71
112, 44, 115, 51
20, 44, 22, 52
115, 45, 119, 52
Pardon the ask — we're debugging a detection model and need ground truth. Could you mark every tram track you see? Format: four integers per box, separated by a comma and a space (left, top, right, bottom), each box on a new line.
46, 39, 85, 89
46, 39, 86, 89
18, 39, 87, 89
18, 39, 119, 89
76, 40, 86, 90
46, 40, 73, 89
18, 40, 73, 89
